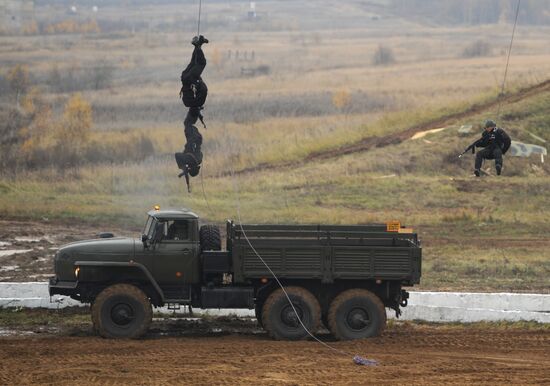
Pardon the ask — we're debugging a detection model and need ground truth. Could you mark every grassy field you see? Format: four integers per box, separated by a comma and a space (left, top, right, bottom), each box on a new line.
1, 1, 549, 292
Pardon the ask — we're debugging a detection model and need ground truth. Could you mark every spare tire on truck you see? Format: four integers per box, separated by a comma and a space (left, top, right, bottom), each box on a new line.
199, 225, 221, 251
92, 284, 152, 339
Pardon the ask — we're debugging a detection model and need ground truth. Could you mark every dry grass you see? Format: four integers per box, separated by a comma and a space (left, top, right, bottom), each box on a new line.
1, 2, 550, 292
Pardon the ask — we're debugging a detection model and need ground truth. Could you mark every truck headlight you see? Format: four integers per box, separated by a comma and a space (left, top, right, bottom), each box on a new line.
74, 267, 80, 278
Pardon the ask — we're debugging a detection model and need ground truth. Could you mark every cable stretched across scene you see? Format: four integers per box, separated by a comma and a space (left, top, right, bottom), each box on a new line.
496, 0, 521, 120
227, 161, 377, 366
188, 0, 524, 367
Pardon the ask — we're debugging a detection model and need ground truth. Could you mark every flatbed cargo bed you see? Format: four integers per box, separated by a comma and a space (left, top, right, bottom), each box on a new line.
228, 222, 421, 285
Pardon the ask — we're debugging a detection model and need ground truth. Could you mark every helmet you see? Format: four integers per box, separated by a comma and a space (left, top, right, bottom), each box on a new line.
484, 119, 496, 128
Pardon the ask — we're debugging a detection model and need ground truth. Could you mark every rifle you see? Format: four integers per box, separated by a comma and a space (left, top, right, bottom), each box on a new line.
458, 141, 477, 158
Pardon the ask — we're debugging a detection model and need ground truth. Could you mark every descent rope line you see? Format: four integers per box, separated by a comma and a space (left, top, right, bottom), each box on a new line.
199, 167, 214, 217
227, 153, 377, 366
194, 0, 211, 216
197, 0, 202, 37
194, 0, 371, 366
496, 0, 521, 120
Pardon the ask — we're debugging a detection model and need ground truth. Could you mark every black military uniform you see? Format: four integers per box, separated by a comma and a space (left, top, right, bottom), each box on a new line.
176, 35, 208, 186
473, 120, 511, 176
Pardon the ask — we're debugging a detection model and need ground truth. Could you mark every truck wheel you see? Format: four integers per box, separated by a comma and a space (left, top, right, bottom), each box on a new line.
262, 287, 320, 340
328, 289, 386, 340
91, 284, 152, 339
199, 225, 221, 251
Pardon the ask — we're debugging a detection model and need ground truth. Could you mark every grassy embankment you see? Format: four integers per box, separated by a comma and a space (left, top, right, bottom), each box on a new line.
2, 87, 549, 292
1, 6, 549, 292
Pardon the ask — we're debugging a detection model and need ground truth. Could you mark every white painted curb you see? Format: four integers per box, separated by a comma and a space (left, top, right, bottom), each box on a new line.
1, 283, 549, 323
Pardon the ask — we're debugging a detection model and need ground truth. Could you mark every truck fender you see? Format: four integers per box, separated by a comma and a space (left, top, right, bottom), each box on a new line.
74, 260, 165, 303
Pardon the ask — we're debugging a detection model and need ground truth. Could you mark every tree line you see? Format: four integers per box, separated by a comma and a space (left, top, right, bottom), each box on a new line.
390, 0, 550, 25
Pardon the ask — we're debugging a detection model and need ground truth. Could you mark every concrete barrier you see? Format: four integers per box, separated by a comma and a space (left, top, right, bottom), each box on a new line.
408, 291, 549, 312
1, 282, 549, 323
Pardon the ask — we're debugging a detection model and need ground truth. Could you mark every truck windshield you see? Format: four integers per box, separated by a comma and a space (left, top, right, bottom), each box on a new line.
143, 216, 156, 239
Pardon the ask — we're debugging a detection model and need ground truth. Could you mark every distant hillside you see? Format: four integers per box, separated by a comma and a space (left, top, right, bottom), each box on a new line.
231, 79, 550, 176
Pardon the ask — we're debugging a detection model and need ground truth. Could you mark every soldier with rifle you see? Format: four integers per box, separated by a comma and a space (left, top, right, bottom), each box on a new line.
459, 120, 511, 177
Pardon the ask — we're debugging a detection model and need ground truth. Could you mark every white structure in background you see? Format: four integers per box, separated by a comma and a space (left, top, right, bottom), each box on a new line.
248, 2, 257, 20
509, 141, 547, 163
0, 282, 549, 323
92, 6, 98, 13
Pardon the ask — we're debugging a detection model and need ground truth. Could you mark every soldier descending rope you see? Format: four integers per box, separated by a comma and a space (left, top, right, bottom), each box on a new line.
460, 120, 511, 177
176, 35, 209, 192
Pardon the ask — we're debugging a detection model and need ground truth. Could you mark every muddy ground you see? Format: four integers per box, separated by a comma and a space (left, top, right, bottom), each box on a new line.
0, 219, 137, 282
0, 314, 548, 385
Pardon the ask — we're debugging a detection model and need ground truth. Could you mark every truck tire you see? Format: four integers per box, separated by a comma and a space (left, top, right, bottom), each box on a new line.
262, 287, 320, 340
199, 225, 221, 251
327, 289, 386, 340
92, 284, 152, 339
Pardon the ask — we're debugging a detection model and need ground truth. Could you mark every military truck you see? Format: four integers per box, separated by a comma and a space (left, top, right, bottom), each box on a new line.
49, 208, 421, 340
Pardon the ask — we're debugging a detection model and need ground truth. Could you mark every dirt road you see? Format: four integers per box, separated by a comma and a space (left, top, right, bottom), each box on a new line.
0, 321, 548, 385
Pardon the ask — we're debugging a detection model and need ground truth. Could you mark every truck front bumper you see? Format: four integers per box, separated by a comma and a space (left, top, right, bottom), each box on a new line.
48, 277, 78, 297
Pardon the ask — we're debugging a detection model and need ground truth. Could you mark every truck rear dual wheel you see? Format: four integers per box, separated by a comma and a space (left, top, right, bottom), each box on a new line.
328, 289, 386, 340
262, 287, 320, 340
91, 284, 152, 339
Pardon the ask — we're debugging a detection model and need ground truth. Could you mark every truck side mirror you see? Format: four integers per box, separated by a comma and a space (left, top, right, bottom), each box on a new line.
141, 234, 149, 248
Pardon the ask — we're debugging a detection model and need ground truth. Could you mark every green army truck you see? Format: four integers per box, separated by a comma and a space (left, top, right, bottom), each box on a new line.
49, 208, 421, 340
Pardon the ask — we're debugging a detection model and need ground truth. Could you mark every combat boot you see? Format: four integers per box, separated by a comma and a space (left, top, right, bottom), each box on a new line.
191, 35, 209, 46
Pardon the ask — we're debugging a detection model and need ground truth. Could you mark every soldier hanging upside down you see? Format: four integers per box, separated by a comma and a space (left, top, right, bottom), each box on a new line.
176, 35, 209, 191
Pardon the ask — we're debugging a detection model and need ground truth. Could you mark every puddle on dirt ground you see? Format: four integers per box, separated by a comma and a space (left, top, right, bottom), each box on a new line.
0, 265, 20, 272
0, 250, 33, 257
14, 237, 42, 243
0, 329, 35, 337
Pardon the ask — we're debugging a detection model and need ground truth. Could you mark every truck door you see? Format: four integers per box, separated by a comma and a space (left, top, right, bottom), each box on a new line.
153, 219, 200, 285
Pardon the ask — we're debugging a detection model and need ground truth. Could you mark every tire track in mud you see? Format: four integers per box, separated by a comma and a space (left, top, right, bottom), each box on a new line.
0, 325, 548, 385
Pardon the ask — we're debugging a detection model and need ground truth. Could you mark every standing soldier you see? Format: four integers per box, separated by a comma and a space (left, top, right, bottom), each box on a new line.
463, 120, 511, 177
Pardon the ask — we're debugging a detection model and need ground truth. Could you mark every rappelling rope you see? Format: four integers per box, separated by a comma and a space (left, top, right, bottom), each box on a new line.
194, 0, 212, 216
199, 167, 214, 216
496, 0, 521, 121
227, 159, 377, 366
197, 0, 202, 37
194, 0, 375, 365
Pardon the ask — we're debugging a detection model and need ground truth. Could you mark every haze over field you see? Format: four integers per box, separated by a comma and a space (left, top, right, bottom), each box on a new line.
1, 0, 549, 292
